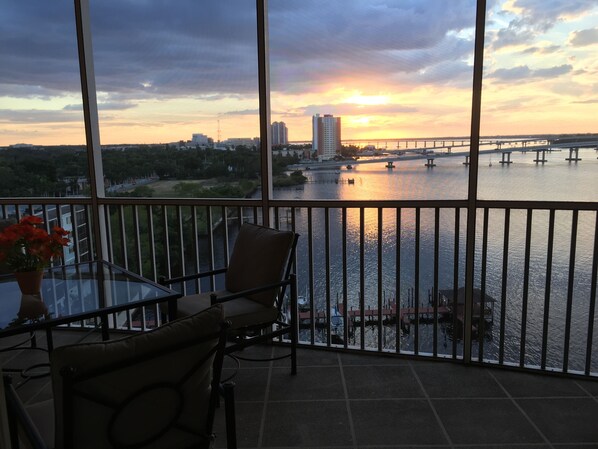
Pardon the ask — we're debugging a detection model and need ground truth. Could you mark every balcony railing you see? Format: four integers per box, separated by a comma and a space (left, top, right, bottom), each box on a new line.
1, 197, 597, 379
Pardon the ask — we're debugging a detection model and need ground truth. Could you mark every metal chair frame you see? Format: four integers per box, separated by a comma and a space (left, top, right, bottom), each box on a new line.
4, 321, 237, 449
161, 233, 299, 374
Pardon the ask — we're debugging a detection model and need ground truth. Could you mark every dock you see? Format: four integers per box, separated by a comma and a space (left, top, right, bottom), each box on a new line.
298, 301, 451, 332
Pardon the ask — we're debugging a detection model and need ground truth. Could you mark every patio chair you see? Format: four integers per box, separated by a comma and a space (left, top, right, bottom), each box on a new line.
4, 304, 237, 449
160, 223, 299, 374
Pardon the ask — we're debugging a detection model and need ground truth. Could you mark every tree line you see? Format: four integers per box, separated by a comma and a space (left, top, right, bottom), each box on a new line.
0, 144, 302, 197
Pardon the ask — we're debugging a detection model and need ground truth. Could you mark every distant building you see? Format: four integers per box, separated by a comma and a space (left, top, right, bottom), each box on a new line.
312, 114, 341, 160
191, 133, 210, 146
223, 137, 259, 148
271, 121, 288, 145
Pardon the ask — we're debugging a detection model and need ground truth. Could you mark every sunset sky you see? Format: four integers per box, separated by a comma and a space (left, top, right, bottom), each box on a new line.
0, 0, 596, 146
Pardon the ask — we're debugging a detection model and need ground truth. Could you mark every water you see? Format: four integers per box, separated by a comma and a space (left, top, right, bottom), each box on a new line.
272, 147, 598, 372
278, 146, 598, 201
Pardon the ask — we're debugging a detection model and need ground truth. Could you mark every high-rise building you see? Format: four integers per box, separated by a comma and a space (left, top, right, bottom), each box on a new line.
271, 121, 288, 145
312, 114, 341, 160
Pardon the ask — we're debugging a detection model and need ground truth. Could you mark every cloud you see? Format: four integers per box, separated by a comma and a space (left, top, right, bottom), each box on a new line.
0, 109, 83, 124
569, 28, 598, 47
222, 109, 259, 116
489, 1, 598, 50
300, 103, 418, 117
64, 100, 137, 112
534, 64, 574, 77
510, 0, 595, 27
521, 45, 560, 54
269, 0, 477, 91
0, 0, 260, 98
1, 0, 479, 103
488, 64, 573, 82
492, 18, 536, 50
97, 102, 138, 111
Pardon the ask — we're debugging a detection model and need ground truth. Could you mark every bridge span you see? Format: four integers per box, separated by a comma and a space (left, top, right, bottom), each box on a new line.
289, 140, 598, 171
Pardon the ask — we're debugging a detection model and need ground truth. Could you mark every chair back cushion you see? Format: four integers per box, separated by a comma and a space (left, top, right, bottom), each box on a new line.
225, 223, 295, 307
51, 304, 224, 449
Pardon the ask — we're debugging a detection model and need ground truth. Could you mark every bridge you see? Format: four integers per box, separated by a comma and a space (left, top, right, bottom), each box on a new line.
289, 139, 598, 171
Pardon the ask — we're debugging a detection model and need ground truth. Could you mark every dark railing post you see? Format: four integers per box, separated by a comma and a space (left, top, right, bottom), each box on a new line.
73, 0, 107, 261
463, 0, 487, 363
256, 0, 272, 227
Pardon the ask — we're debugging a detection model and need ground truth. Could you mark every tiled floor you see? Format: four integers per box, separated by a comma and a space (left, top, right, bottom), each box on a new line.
3, 331, 598, 449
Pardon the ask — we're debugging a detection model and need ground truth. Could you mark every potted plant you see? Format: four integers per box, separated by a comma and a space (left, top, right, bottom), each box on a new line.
0, 216, 70, 294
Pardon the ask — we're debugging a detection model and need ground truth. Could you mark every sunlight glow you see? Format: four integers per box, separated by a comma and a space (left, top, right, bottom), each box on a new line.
343, 94, 389, 106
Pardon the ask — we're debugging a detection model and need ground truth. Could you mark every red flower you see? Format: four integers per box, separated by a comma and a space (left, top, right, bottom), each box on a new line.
0, 216, 71, 272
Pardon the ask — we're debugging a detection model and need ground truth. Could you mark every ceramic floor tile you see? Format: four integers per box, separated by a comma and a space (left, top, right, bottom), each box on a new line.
351, 399, 448, 446
343, 364, 425, 399
517, 397, 598, 444
433, 398, 545, 445
262, 400, 353, 447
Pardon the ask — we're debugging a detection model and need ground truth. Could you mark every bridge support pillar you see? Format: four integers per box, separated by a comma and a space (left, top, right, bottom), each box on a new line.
566, 147, 581, 162
533, 149, 547, 164
499, 152, 512, 164
425, 157, 436, 168
463, 155, 470, 166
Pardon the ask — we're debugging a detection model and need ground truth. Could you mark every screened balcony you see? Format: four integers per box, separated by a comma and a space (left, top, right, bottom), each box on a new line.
1, 0, 598, 446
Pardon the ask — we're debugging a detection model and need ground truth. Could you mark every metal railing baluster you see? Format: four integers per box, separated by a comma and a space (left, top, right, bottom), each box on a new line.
206, 206, 215, 292
325, 208, 331, 346
541, 209, 555, 370
342, 207, 348, 348
307, 207, 315, 344
453, 208, 460, 358
585, 212, 598, 375
377, 208, 383, 351
563, 210, 578, 373
396, 207, 402, 353
479, 207, 489, 362
433, 207, 439, 357
359, 207, 365, 350
415, 207, 420, 355
520, 209, 533, 367
498, 208, 510, 364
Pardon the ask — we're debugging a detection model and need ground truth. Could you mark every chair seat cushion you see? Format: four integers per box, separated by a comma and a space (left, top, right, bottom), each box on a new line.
177, 291, 279, 330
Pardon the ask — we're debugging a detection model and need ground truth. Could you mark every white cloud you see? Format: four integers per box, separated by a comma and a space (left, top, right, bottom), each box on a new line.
569, 28, 598, 46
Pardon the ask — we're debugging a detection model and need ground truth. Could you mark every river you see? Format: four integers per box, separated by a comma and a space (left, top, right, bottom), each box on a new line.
269, 147, 598, 372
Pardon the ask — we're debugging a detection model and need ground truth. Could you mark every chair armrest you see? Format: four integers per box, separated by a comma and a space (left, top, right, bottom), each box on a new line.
159, 267, 228, 287
210, 278, 292, 305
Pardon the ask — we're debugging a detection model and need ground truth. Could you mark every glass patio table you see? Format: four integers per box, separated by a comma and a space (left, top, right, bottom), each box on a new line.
0, 260, 181, 351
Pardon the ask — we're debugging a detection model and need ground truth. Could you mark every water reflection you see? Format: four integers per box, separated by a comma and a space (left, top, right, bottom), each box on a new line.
271, 151, 597, 371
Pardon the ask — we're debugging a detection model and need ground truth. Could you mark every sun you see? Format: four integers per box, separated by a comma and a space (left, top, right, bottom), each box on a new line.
350, 116, 371, 125
343, 93, 389, 106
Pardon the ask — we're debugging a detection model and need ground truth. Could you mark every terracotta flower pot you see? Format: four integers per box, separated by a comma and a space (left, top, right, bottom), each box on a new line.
14, 270, 44, 295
